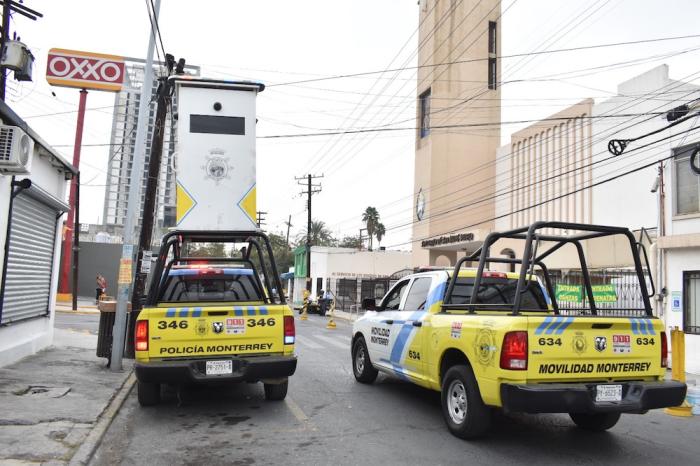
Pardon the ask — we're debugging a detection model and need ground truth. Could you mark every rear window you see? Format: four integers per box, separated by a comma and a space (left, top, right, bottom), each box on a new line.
158, 269, 263, 303
449, 277, 548, 311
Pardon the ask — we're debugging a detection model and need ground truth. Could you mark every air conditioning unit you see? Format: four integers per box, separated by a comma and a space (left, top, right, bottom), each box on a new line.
0, 125, 34, 174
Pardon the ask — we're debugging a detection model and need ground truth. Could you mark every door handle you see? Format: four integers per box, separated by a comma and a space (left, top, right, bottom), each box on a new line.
412, 321, 422, 327
383, 319, 394, 324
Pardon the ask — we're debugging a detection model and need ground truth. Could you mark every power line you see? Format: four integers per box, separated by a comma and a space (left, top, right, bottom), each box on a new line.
267, 33, 700, 88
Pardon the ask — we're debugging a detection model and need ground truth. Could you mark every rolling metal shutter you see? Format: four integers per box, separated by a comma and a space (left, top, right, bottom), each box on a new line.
2, 191, 60, 323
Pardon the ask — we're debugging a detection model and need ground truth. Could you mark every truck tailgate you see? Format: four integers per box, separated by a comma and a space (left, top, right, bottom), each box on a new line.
145, 305, 287, 359
526, 315, 663, 381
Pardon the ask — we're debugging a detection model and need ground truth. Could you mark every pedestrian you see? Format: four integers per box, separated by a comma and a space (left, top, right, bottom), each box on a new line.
96, 274, 107, 303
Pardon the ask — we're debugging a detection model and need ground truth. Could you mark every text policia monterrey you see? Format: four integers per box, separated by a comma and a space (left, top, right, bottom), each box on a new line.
538, 362, 652, 374
159, 343, 273, 355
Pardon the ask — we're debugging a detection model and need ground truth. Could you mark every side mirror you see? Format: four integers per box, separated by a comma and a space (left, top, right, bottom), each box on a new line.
362, 298, 377, 311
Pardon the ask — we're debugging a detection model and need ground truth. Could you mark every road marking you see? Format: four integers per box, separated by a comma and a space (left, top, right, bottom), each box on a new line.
296, 336, 323, 349
285, 396, 308, 422
313, 334, 348, 349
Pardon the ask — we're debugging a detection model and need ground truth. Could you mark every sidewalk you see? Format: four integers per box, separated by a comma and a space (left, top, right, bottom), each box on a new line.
55, 296, 100, 314
0, 328, 134, 465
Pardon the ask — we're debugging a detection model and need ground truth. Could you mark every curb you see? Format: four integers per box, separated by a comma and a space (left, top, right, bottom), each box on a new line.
69, 371, 136, 466
56, 309, 101, 316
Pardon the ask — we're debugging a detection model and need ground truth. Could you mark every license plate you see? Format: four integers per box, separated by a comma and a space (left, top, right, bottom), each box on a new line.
596, 384, 622, 402
206, 360, 232, 375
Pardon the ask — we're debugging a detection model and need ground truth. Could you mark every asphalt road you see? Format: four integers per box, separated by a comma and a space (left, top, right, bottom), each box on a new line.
92, 315, 700, 466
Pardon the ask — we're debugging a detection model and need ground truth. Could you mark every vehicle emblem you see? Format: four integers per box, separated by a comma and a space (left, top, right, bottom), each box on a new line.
594, 336, 607, 352
572, 333, 587, 354
196, 319, 208, 337
212, 321, 224, 334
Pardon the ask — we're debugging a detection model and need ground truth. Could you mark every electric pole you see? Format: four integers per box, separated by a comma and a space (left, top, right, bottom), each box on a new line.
111, 0, 160, 371
295, 174, 322, 291
256, 211, 267, 229
284, 214, 292, 245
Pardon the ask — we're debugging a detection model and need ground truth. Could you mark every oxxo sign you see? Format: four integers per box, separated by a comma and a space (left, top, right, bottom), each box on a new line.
46, 48, 125, 92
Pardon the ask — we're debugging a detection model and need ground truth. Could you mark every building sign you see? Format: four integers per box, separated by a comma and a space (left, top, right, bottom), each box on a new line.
671, 291, 682, 312
330, 272, 390, 279
592, 284, 618, 302
421, 233, 474, 248
556, 284, 582, 303
46, 48, 125, 92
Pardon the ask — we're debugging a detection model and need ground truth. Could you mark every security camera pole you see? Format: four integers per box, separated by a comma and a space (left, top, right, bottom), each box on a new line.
110, 0, 161, 371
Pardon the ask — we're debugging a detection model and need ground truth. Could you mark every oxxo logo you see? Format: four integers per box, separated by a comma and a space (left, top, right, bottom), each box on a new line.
46, 49, 125, 92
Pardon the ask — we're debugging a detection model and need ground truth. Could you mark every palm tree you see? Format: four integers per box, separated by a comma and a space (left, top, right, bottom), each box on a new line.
297, 220, 336, 247
375, 223, 386, 248
362, 206, 380, 250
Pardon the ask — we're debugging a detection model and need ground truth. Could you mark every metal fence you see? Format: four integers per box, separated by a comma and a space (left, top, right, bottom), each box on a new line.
546, 268, 653, 317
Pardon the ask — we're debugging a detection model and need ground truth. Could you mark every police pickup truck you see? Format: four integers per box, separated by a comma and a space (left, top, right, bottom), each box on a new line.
351, 222, 686, 439
134, 231, 296, 406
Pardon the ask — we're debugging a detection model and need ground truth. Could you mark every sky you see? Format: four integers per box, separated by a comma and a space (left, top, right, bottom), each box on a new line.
6, 0, 700, 251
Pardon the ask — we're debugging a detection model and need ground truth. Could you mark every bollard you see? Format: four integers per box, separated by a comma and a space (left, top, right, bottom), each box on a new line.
326, 299, 337, 329
665, 326, 693, 417
300, 290, 309, 321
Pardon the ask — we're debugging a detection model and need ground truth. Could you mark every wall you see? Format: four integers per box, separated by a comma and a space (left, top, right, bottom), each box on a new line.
0, 147, 70, 367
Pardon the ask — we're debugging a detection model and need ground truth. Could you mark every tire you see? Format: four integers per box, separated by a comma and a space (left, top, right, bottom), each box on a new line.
352, 337, 378, 384
137, 381, 161, 406
441, 365, 492, 439
264, 379, 288, 401
569, 412, 621, 432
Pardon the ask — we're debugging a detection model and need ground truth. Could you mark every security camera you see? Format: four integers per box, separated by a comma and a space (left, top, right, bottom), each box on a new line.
650, 176, 659, 193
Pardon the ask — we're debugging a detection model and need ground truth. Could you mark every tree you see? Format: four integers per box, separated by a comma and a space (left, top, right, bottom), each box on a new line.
187, 242, 226, 257
338, 235, 363, 249
268, 232, 294, 273
297, 220, 337, 247
375, 223, 386, 248
362, 206, 380, 250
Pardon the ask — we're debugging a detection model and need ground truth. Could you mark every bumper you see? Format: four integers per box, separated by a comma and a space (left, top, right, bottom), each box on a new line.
135, 354, 297, 384
501, 380, 687, 413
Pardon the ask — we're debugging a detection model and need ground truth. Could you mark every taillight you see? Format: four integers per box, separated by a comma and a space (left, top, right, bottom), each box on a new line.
284, 316, 295, 345
483, 271, 508, 279
500, 331, 528, 370
135, 320, 149, 352
661, 331, 668, 368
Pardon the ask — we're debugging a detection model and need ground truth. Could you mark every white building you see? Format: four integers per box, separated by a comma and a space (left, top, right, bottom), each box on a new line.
290, 246, 412, 310
0, 100, 75, 367
658, 142, 700, 374
495, 65, 700, 372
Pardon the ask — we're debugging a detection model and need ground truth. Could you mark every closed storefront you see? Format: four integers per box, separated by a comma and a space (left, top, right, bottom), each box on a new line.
1, 187, 67, 324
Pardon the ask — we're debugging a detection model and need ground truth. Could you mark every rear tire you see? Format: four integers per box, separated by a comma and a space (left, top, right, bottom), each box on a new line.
352, 337, 378, 384
441, 365, 492, 439
569, 412, 621, 432
264, 379, 288, 401
137, 381, 161, 406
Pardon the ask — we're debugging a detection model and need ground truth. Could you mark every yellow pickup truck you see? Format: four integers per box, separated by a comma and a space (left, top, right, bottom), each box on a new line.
134, 231, 296, 406
352, 222, 686, 438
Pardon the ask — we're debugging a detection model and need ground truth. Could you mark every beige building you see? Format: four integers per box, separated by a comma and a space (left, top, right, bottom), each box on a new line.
412, 0, 502, 267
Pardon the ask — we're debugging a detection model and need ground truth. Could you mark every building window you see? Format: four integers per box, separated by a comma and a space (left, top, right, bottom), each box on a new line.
674, 144, 700, 215
419, 88, 431, 138
684, 271, 700, 335
488, 21, 497, 90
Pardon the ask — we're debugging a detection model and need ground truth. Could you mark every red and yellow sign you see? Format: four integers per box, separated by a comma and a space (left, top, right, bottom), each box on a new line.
46, 48, 125, 92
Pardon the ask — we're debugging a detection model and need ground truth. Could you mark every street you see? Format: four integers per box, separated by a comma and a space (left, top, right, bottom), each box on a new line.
90, 315, 700, 466
55, 311, 99, 335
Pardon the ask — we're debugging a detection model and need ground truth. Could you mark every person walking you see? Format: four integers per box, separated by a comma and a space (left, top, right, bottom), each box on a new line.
96, 274, 107, 303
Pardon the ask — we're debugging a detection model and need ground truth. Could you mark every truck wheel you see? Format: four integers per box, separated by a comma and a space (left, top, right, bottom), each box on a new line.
352, 337, 378, 384
441, 365, 491, 439
137, 381, 161, 406
569, 412, 621, 432
264, 380, 288, 401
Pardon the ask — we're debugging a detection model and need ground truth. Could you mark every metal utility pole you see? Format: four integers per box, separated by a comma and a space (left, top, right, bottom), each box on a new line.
284, 214, 292, 245
111, 0, 161, 371
256, 211, 267, 229
295, 174, 322, 291
126, 55, 181, 358
0, 0, 10, 100
72, 172, 80, 311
